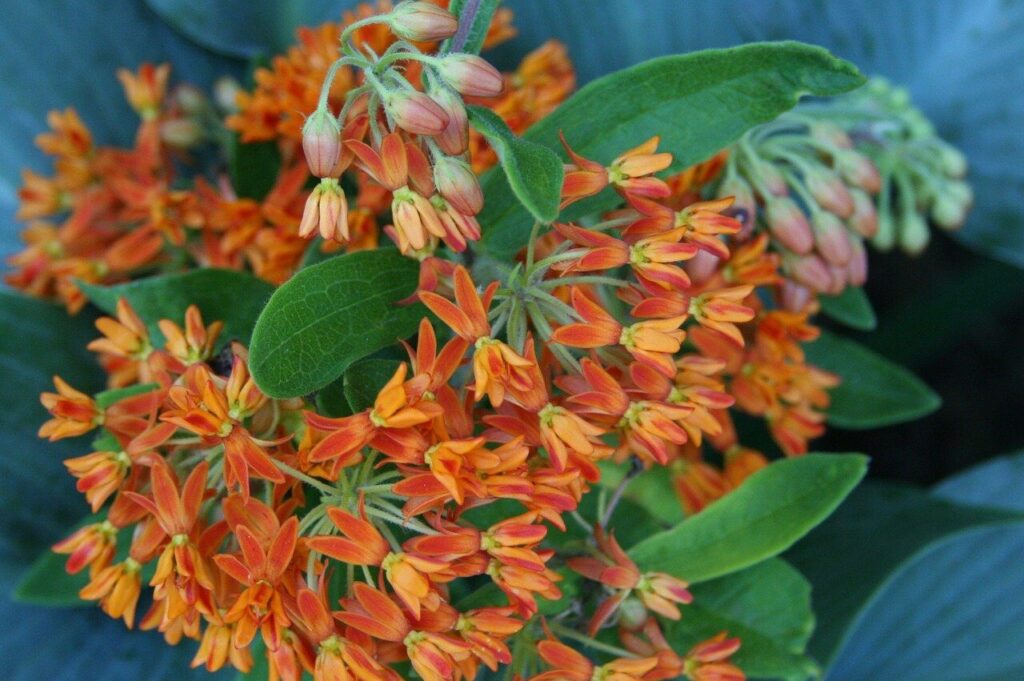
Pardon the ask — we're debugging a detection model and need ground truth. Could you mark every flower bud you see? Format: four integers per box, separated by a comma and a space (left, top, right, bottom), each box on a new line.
936, 142, 968, 178
302, 108, 342, 178
899, 211, 930, 255
384, 90, 449, 136
213, 77, 242, 113
387, 1, 457, 41
805, 167, 854, 218
931, 181, 973, 230
835, 150, 881, 193
683, 249, 720, 286
847, 188, 878, 238
432, 87, 469, 155
750, 157, 787, 196
786, 253, 832, 292
766, 197, 813, 254
812, 211, 852, 265
811, 122, 853, 149
618, 597, 648, 631
826, 263, 849, 294
434, 54, 504, 97
872, 201, 896, 251
433, 157, 482, 215
847, 238, 868, 287
159, 119, 204, 148
173, 85, 208, 116
779, 280, 813, 312
716, 176, 756, 239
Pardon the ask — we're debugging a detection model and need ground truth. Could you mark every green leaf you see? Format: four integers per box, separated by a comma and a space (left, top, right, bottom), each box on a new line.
786, 479, 1024, 678
228, 133, 283, 200
249, 249, 424, 398
468, 105, 563, 224
442, 0, 501, 55
664, 559, 818, 681
79, 269, 274, 348
478, 41, 864, 257
818, 286, 876, 331
804, 330, 941, 429
94, 382, 161, 409
342, 358, 403, 413
628, 454, 867, 583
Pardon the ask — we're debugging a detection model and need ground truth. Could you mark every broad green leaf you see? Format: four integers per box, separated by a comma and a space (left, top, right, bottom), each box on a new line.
629, 454, 866, 583
479, 42, 864, 257
249, 249, 424, 398
664, 559, 818, 681
805, 330, 941, 429
818, 286, 876, 331
94, 382, 160, 409
468, 105, 563, 224
787, 478, 1024, 680
342, 358, 403, 413
228, 134, 282, 201
79, 269, 274, 349
442, 0, 501, 55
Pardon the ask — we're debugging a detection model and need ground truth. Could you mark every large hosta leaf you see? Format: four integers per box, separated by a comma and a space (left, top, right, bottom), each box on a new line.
629, 454, 866, 583
786, 471, 1024, 681
0, 0, 243, 258
479, 41, 863, 257
490, 0, 1024, 266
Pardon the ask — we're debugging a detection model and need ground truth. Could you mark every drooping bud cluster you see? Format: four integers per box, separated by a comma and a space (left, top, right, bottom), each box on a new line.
711, 76, 972, 302
297, 0, 506, 254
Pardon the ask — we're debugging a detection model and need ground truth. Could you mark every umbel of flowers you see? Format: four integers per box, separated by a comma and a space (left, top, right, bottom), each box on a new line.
13, 1, 971, 680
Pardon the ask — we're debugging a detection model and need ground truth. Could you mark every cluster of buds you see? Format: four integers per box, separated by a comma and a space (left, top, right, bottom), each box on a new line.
299, 1, 504, 254
711, 76, 971, 302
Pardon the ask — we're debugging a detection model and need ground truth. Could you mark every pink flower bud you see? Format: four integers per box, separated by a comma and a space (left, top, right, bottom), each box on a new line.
779, 280, 813, 312
810, 122, 853, 149
766, 197, 813, 254
786, 253, 832, 292
683, 249, 720, 286
826, 264, 849, 294
847, 238, 868, 286
433, 156, 482, 215
752, 157, 788, 196
805, 167, 854, 218
384, 90, 449, 136
302, 108, 342, 178
434, 54, 504, 97
847, 188, 878, 238
836, 150, 881, 193
812, 211, 852, 265
432, 87, 468, 155
716, 176, 757, 239
387, 1, 457, 42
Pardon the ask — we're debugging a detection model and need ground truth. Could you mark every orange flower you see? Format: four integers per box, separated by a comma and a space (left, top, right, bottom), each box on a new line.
606, 136, 672, 198
683, 633, 745, 681
88, 297, 152, 361
79, 558, 143, 627
688, 286, 755, 347
52, 520, 118, 577
530, 637, 659, 681
214, 510, 300, 650
38, 376, 100, 440
118, 63, 170, 119
627, 196, 742, 260
419, 266, 539, 408
157, 304, 223, 366
551, 222, 630, 273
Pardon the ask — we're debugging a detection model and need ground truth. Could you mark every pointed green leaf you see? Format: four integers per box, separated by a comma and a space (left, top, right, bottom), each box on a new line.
249, 249, 424, 398
805, 330, 941, 429
479, 41, 864, 257
79, 269, 274, 349
818, 286, 876, 331
468, 105, 563, 224
629, 454, 867, 583
664, 559, 819, 681
94, 382, 161, 409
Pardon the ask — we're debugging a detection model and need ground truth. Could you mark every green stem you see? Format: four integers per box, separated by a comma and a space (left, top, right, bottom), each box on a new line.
549, 623, 638, 658
272, 459, 337, 496
538, 275, 629, 289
